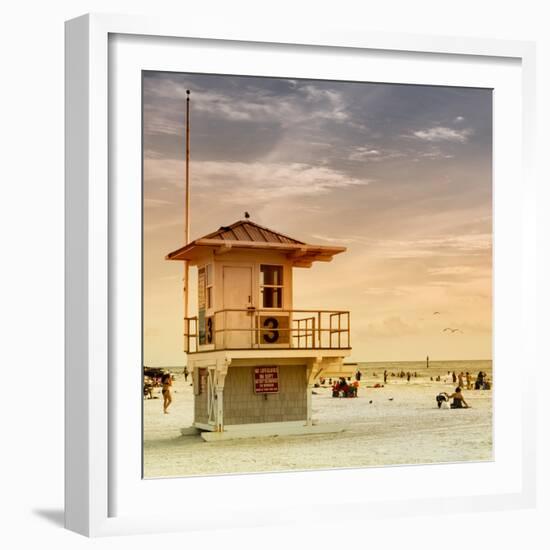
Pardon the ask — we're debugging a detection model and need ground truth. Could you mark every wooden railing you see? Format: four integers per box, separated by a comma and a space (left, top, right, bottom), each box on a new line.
183, 309, 350, 353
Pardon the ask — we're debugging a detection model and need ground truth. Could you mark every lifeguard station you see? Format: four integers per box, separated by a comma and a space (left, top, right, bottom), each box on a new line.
166, 219, 352, 440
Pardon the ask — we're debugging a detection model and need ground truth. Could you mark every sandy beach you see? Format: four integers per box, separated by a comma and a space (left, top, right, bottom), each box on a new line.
143, 362, 492, 478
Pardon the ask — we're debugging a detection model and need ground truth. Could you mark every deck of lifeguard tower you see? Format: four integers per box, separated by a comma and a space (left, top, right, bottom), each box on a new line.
167, 219, 351, 356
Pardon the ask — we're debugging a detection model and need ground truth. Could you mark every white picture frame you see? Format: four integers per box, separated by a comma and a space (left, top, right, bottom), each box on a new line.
65, 13, 537, 537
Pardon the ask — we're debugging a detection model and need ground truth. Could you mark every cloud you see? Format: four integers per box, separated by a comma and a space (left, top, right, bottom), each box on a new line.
144, 198, 173, 208
377, 234, 491, 258
348, 147, 381, 161
310, 234, 354, 245
416, 147, 454, 160
309, 233, 491, 258
348, 146, 406, 162
362, 286, 412, 297
143, 78, 355, 137
298, 85, 350, 122
144, 158, 370, 202
366, 316, 420, 337
408, 126, 473, 143
428, 266, 473, 276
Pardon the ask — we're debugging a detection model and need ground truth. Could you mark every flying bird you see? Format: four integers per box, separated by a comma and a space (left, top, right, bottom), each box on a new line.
244, 211, 251, 219
433, 311, 441, 315
443, 328, 462, 333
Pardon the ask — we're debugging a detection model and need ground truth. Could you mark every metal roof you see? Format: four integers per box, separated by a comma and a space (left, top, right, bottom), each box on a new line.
166, 220, 346, 267
201, 220, 306, 245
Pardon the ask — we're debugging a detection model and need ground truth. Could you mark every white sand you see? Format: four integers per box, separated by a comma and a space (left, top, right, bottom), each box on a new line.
143, 373, 492, 478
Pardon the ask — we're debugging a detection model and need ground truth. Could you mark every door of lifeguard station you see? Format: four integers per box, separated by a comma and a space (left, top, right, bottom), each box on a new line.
222, 266, 253, 348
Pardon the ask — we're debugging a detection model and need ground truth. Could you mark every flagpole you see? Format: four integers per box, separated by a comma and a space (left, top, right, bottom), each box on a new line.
184, 90, 190, 347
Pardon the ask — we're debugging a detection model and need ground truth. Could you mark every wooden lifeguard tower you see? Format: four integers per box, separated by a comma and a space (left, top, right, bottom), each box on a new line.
166, 219, 351, 440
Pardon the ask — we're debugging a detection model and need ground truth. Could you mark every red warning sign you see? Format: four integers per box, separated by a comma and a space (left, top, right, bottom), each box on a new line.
254, 366, 279, 394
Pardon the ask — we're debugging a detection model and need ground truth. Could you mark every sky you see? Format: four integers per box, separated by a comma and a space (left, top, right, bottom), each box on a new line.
143, 71, 492, 365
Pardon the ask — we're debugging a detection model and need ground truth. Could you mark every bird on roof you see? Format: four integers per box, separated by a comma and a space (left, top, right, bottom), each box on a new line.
244, 211, 250, 219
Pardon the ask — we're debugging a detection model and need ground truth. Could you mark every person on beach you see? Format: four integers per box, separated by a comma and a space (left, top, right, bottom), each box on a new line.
447, 387, 470, 409
384, 370, 388, 384
143, 379, 154, 399
475, 371, 484, 390
183, 366, 189, 382
161, 373, 173, 414
407, 372, 411, 382
452, 371, 457, 384
458, 372, 464, 388
466, 372, 472, 390
355, 369, 362, 382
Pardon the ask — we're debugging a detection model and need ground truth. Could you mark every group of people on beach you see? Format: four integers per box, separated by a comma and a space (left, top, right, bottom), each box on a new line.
331, 377, 359, 398
380, 370, 418, 383
435, 371, 492, 410
449, 370, 491, 390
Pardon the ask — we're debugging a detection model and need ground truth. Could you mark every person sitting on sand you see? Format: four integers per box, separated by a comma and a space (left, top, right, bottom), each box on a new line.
446, 387, 470, 409
143, 379, 154, 399
161, 373, 173, 414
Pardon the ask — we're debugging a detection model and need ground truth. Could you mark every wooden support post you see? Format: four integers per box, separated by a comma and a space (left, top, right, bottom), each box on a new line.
215, 387, 224, 431
214, 357, 230, 432
306, 358, 322, 426
306, 379, 313, 426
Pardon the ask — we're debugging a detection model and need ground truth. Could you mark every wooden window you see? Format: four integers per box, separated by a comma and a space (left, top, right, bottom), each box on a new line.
199, 264, 213, 311
205, 264, 213, 309
198, 264, 213, 345
260, 265, 283, 309
198, 267, 206, 345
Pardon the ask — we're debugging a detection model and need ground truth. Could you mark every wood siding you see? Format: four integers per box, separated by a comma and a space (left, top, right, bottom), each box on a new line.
223, 365, 307, 425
